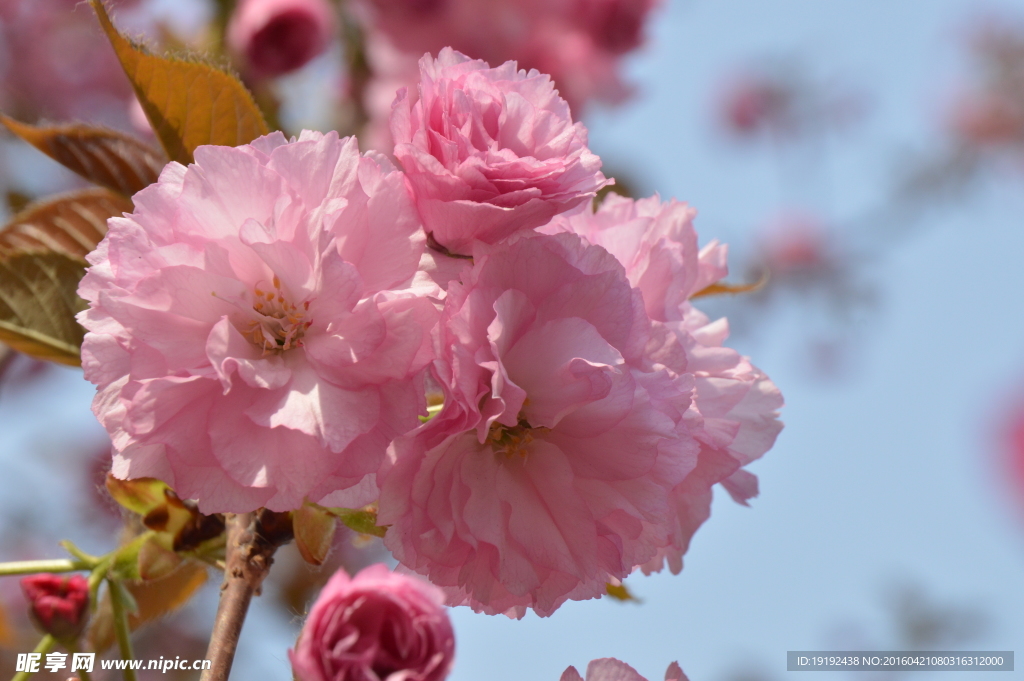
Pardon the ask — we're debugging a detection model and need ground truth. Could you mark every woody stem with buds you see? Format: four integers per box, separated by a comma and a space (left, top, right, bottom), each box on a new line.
201, 510, 293, 681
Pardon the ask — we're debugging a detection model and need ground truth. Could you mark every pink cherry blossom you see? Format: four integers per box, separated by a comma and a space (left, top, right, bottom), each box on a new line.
79, 131, 437, 513
378, 233, 698, 617
560, 658, 688, 681
290, 564, 455, 681
390, 48, 610, 255
542, 193, 724, 323
227, 0, 337, 79
544, 194, 783, 574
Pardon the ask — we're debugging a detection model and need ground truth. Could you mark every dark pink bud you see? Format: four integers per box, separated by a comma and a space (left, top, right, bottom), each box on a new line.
227, 0, 337, 79
20, 574, 89, 642
290, 564, 455, 681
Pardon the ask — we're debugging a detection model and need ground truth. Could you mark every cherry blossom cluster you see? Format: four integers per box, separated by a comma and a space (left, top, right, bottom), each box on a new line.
79, 48, 782, 618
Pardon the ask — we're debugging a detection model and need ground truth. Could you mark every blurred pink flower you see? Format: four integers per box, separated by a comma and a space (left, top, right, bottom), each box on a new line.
544, 194, 783, 575
720, 75, 793, 135
561, 658, 688, 681
759, 212, 829, 275
572, 0, 659, 56
21, 574, 89, 642
227, 0, 337, 79
357, 0, 658, 117
1003, 399, 1024, 505
79, 131, 437, 513
950, 93, 1024, 147
379, 233, 698, 617
719, 69, 863, 140
391, 49, 609, 255
290, 564, 455, 681
0, 0, 133, 124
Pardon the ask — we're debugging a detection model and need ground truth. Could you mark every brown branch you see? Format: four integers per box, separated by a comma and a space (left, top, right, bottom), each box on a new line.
200, 510, 293, 681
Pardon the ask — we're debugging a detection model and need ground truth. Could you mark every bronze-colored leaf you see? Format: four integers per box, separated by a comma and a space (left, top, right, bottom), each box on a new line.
0, 188, 131, 260
0, 598, 14, 647
88, 562, 208, 652
690, 274, 768, 300
0, 116, 165, 196
128, 562, 207, 626
0, 250, 91, 365
294, 502, 337, 566
6, 190, 31, 214
91, 1, 269, 165
605, 582, 641, 603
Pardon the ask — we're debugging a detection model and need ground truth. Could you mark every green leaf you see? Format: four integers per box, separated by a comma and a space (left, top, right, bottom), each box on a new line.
105, 476, 171, 518
0, 188, 131, 261
111, 532, 154, 582
0, 250, 90, 365
323, 506, 388, 538
91, 0, 270, 165
0, 116, 166, 197
105, 474, 226, 555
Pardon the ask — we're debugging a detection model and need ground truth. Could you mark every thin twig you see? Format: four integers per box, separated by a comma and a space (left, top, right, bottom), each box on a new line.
200, 511, 291, 681
0, 559, 89, 577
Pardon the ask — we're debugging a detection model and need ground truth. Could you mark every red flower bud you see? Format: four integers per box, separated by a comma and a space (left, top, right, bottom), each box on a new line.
20, 574, 89, 642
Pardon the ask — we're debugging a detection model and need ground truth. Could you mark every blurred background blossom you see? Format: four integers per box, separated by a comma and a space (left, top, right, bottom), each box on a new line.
1, 0, 1024, 680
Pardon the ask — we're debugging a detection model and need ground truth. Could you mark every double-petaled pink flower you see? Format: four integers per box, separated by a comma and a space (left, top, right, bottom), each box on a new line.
391, 49, 609, 255
544, 194, 783, 574
561, 658, 688, 681
291, 564, 455, 681
379, 233, 698, 617
79, 131, 437, 513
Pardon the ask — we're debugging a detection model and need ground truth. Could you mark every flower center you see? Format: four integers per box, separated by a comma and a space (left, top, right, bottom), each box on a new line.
487, 414, 545, 459
244, 275, 312, 354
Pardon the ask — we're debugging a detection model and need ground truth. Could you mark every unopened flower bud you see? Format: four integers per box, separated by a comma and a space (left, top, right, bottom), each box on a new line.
227, 0, 337, 79
20, 574, 89, 642
290, 564, 455, 681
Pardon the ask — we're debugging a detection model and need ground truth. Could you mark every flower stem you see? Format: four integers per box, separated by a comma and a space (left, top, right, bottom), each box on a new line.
67, 643, 92, 681
10, 634, 55, 681
107, 579, 138, 681
200, 511, 291, 681
0, 559, 88, 577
